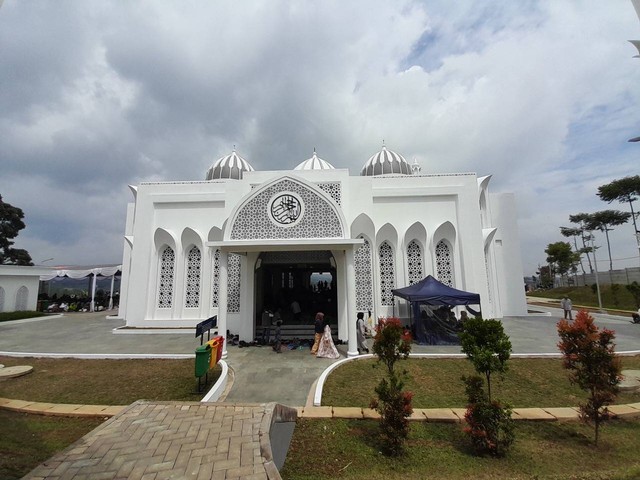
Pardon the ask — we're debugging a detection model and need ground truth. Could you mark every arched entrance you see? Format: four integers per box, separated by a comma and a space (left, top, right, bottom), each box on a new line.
254, 251, 337, 331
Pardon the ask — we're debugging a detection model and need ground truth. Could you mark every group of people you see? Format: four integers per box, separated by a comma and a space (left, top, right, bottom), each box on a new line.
308, 311, 372, 358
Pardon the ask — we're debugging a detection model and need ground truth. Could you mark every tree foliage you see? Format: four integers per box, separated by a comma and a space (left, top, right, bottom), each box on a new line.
585, 210, 631, 271
545, 241, 579, 284
557, 310, 622, 446
597, 175, 640, 234
370, 317, 413, 456
460, 318, 512, 401
0, 195, 33, 266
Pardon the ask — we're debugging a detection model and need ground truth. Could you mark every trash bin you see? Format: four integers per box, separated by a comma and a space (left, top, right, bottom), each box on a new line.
206, 335, 224, 367
194, 344, 212, 378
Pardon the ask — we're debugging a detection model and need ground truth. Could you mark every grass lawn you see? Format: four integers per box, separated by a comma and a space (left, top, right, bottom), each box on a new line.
281, 417, 640, 480
527, 285, 639, 312
0, 356, 220, 404
322, 356, 640, 408
0, 410, 104, 480
0, 311, 49, 323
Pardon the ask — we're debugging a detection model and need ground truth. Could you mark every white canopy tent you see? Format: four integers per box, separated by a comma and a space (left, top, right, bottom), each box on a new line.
40, 265, 122, 312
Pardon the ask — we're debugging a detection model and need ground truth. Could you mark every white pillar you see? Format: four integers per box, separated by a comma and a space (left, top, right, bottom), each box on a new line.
90, 272, 97, 312
218, 251, 229, 358
346, 247, 359, 357
108, 274, 115, 310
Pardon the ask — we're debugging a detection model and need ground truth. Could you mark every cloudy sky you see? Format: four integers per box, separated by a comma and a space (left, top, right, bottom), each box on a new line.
1, 1, 639, 277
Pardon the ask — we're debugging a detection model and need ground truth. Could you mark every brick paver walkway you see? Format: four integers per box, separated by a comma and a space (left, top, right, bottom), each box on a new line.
24, 401, 294, 480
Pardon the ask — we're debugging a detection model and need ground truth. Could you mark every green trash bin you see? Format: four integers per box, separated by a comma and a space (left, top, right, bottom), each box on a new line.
195, 344, 212, 378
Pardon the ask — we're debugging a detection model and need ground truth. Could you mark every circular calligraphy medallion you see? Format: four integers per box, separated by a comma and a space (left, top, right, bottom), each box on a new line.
268, 192, 304, 226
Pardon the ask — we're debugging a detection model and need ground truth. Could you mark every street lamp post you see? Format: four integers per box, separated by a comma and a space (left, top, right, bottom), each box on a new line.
590, 237, 604, 312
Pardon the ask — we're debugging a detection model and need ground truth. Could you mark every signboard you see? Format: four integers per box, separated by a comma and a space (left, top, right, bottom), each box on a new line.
195, 316, 217, 338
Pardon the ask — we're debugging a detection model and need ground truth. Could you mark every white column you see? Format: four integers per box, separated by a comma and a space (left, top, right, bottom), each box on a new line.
218, 251, 229, 358
346, 247, 359, 357
108, 274, 115, 310
90, 272, 97, 312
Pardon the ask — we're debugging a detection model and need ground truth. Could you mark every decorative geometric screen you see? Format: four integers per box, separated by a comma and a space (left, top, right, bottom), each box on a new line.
407, 240, 424, 285
436, 240, 453, 287
316, 182, 342, 206
158, 246, 175, 308
227, 253, 241, 313
355, 236, 374, 312
379, 241, 396, 306
185, 246, 201, 308
211, 249, 220, 307
0, 286, 4, 312
15, 286, 28, 311
230, 178, 343, 240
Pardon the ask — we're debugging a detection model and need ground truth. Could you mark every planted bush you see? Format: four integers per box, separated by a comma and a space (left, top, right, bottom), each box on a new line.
369, 317, 413, 456
557, 309, 622, 445
460, 318, 514, 456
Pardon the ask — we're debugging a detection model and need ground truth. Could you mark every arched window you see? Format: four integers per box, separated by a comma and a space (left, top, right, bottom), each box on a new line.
355, 236, 374, 311
379, 241, 395, 306
0, 286, 4, 312
185, 246, 201, 308
211, 249, 220, 307
15, 285, 28, 311
158, 246, 175, 308
436, 240, 453, 287
407, 240, 424, 285
228, 253, 241, 313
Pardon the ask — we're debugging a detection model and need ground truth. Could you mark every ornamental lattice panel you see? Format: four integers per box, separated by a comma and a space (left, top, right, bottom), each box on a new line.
436, 240, 453, 287
15, 286, 28, 311
407, 240, 424, 285
316, 182, 341, 206
379, 241, 396, 306
211, 249, 220, 307
355, 236, 374, 312
230, 179, 343, 239
227, 253, 241, 313
158, 246, 175, 308
184, 246, 201, 308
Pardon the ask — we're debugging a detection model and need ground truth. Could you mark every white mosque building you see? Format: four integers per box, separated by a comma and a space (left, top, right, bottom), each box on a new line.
117, 146, 526, 357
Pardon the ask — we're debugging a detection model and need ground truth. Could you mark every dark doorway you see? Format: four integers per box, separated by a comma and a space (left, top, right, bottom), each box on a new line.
254, 251, 337, 331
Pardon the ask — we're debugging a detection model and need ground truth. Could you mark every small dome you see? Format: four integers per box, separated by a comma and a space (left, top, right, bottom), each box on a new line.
360, 145, 411, 176
294, 150, 335, 171
205, 150, 255, 180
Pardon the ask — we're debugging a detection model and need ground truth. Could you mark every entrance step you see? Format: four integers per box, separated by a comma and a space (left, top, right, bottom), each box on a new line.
273, 323, 338, 340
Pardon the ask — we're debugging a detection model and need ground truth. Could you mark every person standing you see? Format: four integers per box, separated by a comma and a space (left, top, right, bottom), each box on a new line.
311, 312, 325, 355
261, 307, 273, 344
561, 296, 573, 320
356, 312, 369, 354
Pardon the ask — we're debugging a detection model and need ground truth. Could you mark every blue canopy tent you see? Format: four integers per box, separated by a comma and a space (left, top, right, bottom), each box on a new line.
392, 275, 481, 345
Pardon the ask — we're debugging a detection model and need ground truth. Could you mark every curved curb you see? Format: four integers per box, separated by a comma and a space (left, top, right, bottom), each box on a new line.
200, 359, 229, 403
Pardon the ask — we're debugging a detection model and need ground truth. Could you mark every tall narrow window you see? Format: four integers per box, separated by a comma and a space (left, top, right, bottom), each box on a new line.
15, 285, 28, 311
227, 253, 241, 313
158, 246, 175, 308
185, 246, 201, 308
355, 236, 374, 311
379, 241, 395, 306
407, 240, 424, 285
212, 249, 220, 307
436, 240, 453, 287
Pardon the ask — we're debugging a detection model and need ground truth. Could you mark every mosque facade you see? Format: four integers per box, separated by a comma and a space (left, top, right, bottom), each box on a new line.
118, 146, 526, 357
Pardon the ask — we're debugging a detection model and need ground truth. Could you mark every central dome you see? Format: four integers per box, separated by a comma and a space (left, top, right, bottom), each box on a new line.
360, 145, 411, 176
294, 150, 335, 171
205, 150, 255, 180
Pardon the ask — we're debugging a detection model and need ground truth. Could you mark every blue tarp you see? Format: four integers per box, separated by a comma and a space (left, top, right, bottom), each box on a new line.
391, 275, 480, 306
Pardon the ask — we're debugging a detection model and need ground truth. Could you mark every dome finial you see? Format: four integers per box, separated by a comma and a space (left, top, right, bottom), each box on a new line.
233, 144, 236, 152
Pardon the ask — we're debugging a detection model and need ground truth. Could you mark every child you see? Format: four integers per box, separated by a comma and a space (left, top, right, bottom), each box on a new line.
272, 320, 283, 353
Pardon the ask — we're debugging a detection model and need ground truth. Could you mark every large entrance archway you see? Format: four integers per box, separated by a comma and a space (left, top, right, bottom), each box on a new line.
254, 251, 337, 331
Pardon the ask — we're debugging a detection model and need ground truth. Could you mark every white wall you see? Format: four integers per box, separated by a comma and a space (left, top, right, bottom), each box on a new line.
0, 266, 52, 312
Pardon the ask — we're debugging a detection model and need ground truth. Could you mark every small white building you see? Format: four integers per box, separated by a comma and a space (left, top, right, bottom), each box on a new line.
118, 146, 526, 357
0, 265, 52, 312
